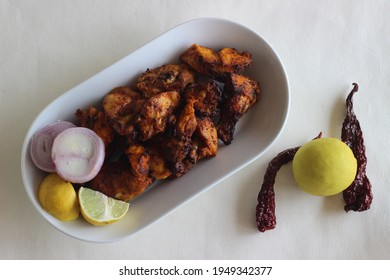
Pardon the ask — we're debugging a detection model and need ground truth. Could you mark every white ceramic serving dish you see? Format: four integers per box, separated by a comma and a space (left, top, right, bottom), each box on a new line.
21, 17, 289, 243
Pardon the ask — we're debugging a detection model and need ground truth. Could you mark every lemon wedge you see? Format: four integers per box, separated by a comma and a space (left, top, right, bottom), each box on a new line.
78, 187, 129, 226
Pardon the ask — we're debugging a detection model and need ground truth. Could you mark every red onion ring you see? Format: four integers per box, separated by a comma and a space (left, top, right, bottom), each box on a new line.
29, 121, 76, 172
51, 127, 105, 183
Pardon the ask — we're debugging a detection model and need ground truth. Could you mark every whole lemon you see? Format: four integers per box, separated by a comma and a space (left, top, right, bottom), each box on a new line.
38, 173, 80, 221
292, 138, 357, 196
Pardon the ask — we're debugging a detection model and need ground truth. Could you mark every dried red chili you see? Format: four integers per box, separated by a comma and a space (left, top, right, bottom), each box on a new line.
255, 133, 322, 232
341, 83, 373, 212
255, 146, 299, 232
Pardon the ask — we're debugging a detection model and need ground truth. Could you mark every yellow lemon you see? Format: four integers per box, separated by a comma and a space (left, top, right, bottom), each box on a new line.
292, 138, 357, 196
38, 173, 80, 221
78, 187, 129, 226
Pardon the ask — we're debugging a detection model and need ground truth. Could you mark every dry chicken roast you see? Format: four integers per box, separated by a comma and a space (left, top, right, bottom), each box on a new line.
135, 63, 195, 98
74, 44, 261, 203
179, 43, 252, 82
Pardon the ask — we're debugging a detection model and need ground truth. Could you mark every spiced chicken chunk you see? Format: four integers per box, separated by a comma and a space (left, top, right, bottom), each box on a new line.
217, 73, 260, 144
102, 86, 146, 142
184, 80, 222, 119
180, 43, 252, 82
218, 47, 252, 74
194, 117, 218, 159
136, 91, 181, 141
135, 64, 195, 98
89, 160, 154, 202
179, 44, 222, 80
175, 97, 197, 140
75, 106, 114, 147
125, 144, 150, 177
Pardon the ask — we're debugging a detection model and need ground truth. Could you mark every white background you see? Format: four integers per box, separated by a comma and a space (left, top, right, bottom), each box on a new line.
1, 0, 389, 259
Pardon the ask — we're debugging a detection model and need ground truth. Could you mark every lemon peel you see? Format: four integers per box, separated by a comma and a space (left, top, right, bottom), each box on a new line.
38, 173, 80, 221
292, 138, 357, 196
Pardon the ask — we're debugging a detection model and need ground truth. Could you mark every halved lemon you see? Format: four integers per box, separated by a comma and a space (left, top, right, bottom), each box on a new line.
78, 187, 129, 226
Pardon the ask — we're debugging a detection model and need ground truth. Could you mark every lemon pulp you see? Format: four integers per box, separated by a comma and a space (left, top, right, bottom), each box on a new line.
78, 187, 129, 226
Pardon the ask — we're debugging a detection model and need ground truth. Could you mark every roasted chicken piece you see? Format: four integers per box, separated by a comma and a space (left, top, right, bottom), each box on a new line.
175, 97, 197, 140
218, 47, 252, 74
180, 44, 252, 81
184, 80, 222, 119
75, 106, 114, 147
125, 144, 150, 177
148, 143, 172, 179
102, 86, 145, 142
135, 64, 196, 98
136, 91, 181, 141
179, 44, 222, 80
125, 142, 174, 179
217, 73, 260, 144
88, 160, 154, 202
194, 117, 218, 159
158, 136, 197, 177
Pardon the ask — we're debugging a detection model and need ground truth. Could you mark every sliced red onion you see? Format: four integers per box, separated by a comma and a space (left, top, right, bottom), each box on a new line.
29, 121, 76, 172
51, 127, 105, 183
